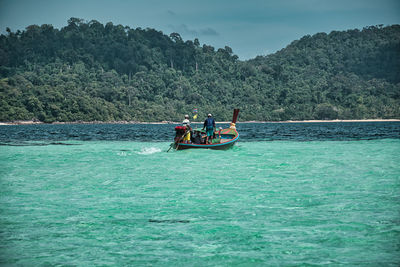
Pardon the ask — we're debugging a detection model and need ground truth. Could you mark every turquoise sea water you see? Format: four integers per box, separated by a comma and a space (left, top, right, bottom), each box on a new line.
1, 124, 400, 265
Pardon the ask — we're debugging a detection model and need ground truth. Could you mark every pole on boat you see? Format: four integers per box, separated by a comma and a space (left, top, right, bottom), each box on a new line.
232, 109, 240, 123
175, 130, 189, 151
167, 143, 174, 152
230, 109, 240, 129
167, 130, 188, 152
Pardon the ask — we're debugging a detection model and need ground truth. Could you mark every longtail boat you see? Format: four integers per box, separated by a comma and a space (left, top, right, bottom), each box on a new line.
170, 109, 240, 151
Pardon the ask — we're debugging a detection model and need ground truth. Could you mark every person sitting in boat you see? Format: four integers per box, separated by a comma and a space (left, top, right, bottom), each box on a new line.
202, 113, 216, 144
182, 115, 191, 143
192, 131, 202, 144
218, 127, 223, 143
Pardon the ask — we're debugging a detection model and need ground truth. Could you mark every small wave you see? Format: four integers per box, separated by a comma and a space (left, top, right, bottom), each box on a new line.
148, 219, 190, 223
101, 180, 113, 185
137, 147, 162, 155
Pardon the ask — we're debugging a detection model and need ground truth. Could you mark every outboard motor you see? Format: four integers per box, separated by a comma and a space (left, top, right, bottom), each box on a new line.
174, 126, 186, 143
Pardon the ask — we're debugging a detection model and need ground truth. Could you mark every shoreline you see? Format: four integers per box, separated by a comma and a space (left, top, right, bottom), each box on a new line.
0, 119, 399, 126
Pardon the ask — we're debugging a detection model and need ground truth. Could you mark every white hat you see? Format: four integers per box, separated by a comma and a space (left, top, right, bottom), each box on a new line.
185, 115, 189, 118
208, 113, 212, 117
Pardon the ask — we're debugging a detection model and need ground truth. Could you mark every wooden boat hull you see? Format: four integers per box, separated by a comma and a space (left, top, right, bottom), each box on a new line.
173, 128, 239, 150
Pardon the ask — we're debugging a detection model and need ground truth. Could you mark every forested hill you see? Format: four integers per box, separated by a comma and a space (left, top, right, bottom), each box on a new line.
0, 19, 399, 122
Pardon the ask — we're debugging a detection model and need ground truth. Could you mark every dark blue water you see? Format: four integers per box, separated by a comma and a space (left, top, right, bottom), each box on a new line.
0, 122, 399, 144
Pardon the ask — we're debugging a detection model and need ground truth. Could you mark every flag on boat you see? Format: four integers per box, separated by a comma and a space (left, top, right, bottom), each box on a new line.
193, 108, 198, 119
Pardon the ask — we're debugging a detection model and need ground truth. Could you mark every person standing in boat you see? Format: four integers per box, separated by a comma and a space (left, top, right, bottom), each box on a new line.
182, 115, 191, 143
203, 113, 216, 144
182, 114, 190, 127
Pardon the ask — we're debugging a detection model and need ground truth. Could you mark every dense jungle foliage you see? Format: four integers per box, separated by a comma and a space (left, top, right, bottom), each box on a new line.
0, 18, 399, 122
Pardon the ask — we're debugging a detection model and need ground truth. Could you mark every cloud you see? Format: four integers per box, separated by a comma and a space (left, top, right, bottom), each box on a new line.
167, 10, 176, 16
199, 27, 218, 36
169, 24, 196, 35
168, 24, 219, 36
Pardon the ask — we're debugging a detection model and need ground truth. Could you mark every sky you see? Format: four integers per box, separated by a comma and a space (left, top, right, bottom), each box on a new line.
0, 0, 399, 60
